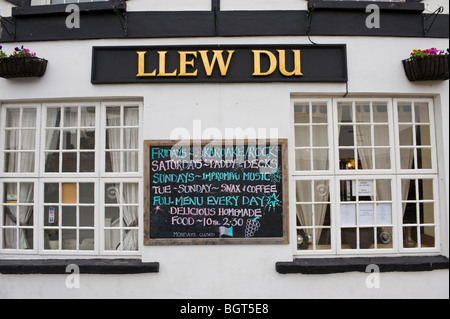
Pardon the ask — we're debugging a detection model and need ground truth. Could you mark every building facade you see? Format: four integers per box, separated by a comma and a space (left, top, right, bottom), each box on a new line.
0, 0, 449, 299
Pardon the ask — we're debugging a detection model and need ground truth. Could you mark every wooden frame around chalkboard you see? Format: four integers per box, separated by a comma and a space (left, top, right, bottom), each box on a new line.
143, 139, 289, 245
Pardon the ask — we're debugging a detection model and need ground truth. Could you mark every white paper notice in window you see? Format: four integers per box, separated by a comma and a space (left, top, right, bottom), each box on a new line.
377, 203, 392, 225
341, 204, 356, 226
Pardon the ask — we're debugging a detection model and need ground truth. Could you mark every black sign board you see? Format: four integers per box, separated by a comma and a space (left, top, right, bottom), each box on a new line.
144, 140, 289, 245
92, 44, 347, 84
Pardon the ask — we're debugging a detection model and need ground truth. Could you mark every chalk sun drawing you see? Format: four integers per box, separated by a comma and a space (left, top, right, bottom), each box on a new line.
264, 193, 282, 212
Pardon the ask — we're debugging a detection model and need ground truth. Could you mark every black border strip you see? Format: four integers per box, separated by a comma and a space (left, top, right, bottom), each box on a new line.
1, 10, 448, 42
0, 259, 160, 275
276, 255, 449, 275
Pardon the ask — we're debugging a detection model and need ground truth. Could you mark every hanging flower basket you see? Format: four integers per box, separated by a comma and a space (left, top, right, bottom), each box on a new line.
0, 45, 48, 79
0, 57, 48, 79
402, 48, 449, 82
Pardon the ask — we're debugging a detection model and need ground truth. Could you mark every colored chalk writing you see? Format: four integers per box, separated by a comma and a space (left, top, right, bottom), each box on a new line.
144, 140, 289, 245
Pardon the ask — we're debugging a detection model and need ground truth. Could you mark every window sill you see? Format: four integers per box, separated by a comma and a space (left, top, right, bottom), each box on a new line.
308, 0, 424, 12
276, 255, 449, 275
0, 259, 159, 275
12, 0, 126, 17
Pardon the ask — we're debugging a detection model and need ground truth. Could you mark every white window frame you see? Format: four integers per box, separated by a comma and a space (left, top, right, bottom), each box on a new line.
0, 100, 143, 258
0, 104, 41, 178
291, 97, 441, 257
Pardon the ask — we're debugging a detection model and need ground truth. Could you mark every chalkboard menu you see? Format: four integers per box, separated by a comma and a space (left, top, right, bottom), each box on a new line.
144, 140, 289, 245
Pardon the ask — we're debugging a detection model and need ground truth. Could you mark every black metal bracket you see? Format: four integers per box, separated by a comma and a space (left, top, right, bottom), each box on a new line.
0, 15, 16, 40
306, 4, 318, 45
423, 6, 444, 35
112, 5, 127, 36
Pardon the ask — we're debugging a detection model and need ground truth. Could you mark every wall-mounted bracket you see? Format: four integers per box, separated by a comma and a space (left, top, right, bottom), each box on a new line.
112, 5, 127, 36
423, 6, 444, 35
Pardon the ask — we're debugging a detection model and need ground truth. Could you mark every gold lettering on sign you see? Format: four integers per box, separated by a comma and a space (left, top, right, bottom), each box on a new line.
136, 51, 156, 77
178, 51, 198, 77
278, 50, 302, 76
252, 50, 277, 76
157, 51, 177, 77
199, 50, 235, 76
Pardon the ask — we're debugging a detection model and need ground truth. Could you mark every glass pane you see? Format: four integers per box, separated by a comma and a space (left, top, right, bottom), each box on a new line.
45, 130, 61, 150
420, 203, 434, 224
360, 228, 375, 249
373, 102, 388, 123
81, 107, 96, 127
105, 206, 120, 225
377, 204, 392, 224
421, 226, 435, 248
356, 125, 372, 146
341, 228, 357, 249
80, 152, 95, 173
19, 229, 33, 250
4, 206, 17, 225
378, 227, 393, 248
20, 152, 35, 173
123, 152, 139, 172
338, 103, 352, 122
105, 229, 120, 250
124, 128, 139, 149
296, 180, 311, 202
355, 102, 371, 123
416, 125, 431, 146
312, 126, 328, 146
418, 179, 433, 200
45, 229, 59, 250
297, 229, 313, 250
374, 125, 389, 146
375, 180, 391, 201
44, 206, 59, 226
80, 129, 95, 149
79, 230, 94, 250
19, 183, 34, 203
3, 229, 17, 249
296, 205, 312, 226
44, 183, 59, 203
80, 206, 95, 227
62, 229, 77, 250
45, 153, 60, 172
294, 126, 310, 147
294, 104, 309, 124
339, 149, 355, 170
63, 130, 78, 149
4, 153, 18, 173
339, 125, 354, 146
4, 183, 17, 202
314, 180, 330, 202
46, 108, 61, 127
312, 149, 328, 170
314, 204, 330, 226
106, 128, 121, 149
359, 204, 374, 225
403, 226, 418, 248
122, 230, 138, 251
415, 102, 429, 123
62, 206, 76, 226
295, 149, 311, 171
311, 103, 327, 123
403, 203, 417, 224
341, 204, 356, 225
105, 184, 119, 204
374, 149, 390, 169
123, 184, 138, 204
417, 148, 432, 169
316, 228, 331, 250
106, 107, 121, 126
397, 103, 412, 123
5, 130, 18, 150
21, 130, 36, 150
19, 206, 34, 226
6, 109, 20, 128
79, 183, 95, 203
357, 148, 373, 170
62, 153, 77, 172
124, 106, 139, 126
64, 107, 78, 127
400, 149, 414, 169
105, 151, 121, 172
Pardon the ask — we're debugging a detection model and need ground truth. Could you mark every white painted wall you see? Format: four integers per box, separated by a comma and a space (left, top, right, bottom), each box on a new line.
1, 34, 449, 298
